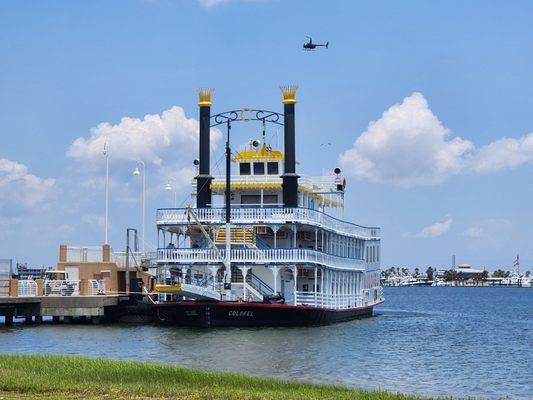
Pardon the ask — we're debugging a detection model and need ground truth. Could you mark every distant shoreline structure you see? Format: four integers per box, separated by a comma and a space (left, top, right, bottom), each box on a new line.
381, 264, 532, 287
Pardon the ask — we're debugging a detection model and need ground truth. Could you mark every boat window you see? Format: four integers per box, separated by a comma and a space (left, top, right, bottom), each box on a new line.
253, 162, 265, 175
241, 194, 278, 207
263, 195, 278, 205
239, 162, 251, 175
241, 195, 261, 206
267, 162, 279, 175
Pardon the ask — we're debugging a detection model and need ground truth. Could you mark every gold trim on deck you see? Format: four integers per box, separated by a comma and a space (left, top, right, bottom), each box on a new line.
155, 284, 182, 293
233, 144, 284, 161
211, 182, 282, 190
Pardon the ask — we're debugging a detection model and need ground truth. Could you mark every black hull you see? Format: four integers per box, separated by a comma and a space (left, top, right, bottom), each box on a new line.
153, 301, 380, 327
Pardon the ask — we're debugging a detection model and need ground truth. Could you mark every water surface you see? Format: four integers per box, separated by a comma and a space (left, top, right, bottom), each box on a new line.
1, 287, 531, 399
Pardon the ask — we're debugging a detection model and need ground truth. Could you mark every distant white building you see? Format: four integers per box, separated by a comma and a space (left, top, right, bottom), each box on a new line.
454, 264, 486, 278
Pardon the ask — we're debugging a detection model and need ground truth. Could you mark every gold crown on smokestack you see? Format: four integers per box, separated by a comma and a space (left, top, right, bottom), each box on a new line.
280, 85, 298, 104
197, 88, 213, 106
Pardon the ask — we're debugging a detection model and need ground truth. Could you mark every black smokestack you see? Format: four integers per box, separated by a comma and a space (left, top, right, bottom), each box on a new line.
195, 88, 213, 208
280, 86, 299, 207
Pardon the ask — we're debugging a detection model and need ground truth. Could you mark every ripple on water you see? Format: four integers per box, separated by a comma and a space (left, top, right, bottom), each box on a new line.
1, 287, 532, 399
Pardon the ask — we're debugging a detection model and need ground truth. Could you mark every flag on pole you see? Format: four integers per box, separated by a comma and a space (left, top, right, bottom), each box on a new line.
513, 255, 520, 268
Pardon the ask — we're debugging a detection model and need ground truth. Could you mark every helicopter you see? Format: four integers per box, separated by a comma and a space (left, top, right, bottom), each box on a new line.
303, 36, 329, 51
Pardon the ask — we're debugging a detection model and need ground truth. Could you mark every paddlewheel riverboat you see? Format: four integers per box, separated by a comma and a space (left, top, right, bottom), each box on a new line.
153, 87, 383, 327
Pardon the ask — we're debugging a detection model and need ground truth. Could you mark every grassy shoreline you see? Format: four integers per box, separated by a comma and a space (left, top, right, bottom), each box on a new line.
0, 354, 431, 400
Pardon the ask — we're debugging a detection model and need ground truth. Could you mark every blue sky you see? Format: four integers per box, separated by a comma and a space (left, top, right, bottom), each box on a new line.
1, 0, 532, 271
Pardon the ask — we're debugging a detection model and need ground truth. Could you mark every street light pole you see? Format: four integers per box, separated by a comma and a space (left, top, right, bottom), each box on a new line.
165, 179, 178, 208
133, 161, 146, 254
104, 142, 109, 245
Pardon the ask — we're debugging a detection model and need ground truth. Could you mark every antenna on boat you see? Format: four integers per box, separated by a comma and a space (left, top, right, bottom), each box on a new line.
262, 117, 266, 144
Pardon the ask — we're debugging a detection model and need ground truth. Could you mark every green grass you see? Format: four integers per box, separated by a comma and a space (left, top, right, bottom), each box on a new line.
0, 354, 431, 400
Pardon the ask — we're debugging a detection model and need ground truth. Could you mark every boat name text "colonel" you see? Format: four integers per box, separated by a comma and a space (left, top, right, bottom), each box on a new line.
228, 310, 254, 317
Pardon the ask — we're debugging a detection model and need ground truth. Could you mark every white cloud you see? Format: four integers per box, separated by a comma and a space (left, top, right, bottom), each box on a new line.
339, 92, 533, 187
463, 226, 484, 238
159, 166, 196, 191
199, 0, 231, 7
470, 133, 533, 174
81, 214, 106, 229
0, 158, 55, 207
339, 93, 473, 187
198, 0, 264, 9
462, 219, 512, 241
67, 106, 221, 166
405, 217, 453, 238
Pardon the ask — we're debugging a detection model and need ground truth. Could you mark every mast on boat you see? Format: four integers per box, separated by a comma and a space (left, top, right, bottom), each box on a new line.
224, 120, 232, 290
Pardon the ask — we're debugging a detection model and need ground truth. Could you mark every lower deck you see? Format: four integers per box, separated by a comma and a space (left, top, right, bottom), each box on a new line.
156, 263, 383, 310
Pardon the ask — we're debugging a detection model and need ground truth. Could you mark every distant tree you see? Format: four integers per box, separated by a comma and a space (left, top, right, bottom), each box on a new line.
492, 269, 510, 278
426, 267, 434, 281
413, 267, 420, 277
443, 269, 458, 281
481, 270, 489, 279
525, 271, 531, 277
401, 267, 409, 276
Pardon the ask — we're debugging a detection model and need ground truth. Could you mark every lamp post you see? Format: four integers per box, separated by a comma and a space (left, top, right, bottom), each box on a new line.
103, 142, 109, 244
165, 179, 178, 208
133, 161, 146, 254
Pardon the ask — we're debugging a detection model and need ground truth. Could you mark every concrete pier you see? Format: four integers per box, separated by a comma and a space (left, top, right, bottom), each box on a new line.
1, 295, 120, 325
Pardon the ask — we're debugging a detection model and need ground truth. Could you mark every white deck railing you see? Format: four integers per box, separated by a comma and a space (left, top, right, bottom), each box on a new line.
295, 291, 364, 309
157, 207, 380, 239
0, 280, 9, 297
88, 279, 106, 295
17, 280, 38, 297
295, 290, 383, 310
65, 246, 103, 263
157, 248, 365, 271
43, 280, 80, 296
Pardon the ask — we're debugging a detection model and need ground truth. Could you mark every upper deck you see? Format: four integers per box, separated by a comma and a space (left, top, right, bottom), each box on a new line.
171, 142, 380, 240
157, 206, 380, 240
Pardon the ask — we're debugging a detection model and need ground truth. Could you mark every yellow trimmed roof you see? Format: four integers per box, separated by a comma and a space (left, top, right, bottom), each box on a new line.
233, 144, 284, 161
210, 182, 343, 207
211, 182, 282, 190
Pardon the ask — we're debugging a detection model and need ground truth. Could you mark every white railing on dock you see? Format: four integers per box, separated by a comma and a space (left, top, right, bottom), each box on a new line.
88, 279, 105, 295
158, 248, 364, 271
157, 207, 380, 239
66, 246, 103, 263
0, 280, 9, 297
295, 291, 364, 310
17, 280, 38, 297
43, 280, 80, 296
